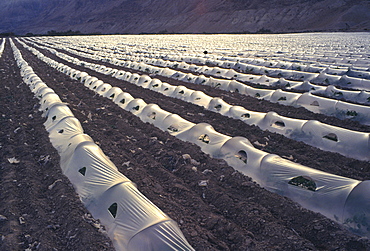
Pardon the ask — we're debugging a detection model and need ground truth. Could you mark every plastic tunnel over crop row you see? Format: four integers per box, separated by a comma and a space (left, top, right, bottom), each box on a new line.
10, 39, 194, 251
16, 38, 370, 237
122, 50, 370, 92
0, 38, 5, 58
32, 34, 370, 76
21, 40, 370, 161
63, 40, 370, 105
28, 38, 370, 124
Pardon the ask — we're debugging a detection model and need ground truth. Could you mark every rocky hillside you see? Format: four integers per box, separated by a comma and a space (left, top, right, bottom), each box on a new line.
1, 0, 370, 35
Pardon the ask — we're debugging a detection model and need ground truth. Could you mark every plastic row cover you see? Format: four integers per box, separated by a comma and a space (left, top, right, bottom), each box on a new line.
0, 38, 5, 58
11, 39, 194, 251
27, 42, 370, 237
122, 54, 370, 96
136, 57, 370, 105
24, 41, 370, 162
133, 45, 370, 78
117, 61, 370, 125
146, 55, 370, 89
32, 35, 370, 68
46, 40, 370, 105
38, 36, 370, 80
119, 54, 370, 105
37, 40, 370, 126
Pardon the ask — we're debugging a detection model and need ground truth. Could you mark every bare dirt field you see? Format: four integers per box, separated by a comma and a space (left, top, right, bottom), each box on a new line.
1, 39, 370, 250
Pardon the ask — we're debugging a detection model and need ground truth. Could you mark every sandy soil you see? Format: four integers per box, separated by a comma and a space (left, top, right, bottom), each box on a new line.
1, 39, 370, 250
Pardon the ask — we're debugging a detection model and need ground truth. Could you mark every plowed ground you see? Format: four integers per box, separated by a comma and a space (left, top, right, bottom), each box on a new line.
1, 39, 370, 250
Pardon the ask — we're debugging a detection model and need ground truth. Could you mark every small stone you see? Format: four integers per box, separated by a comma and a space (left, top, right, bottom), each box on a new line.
283, 155, 294, 160
191, 166, 197, 172
182, 154, 191, 160
253, 141, 267, 147
122, 161, 130, 167
198, 180, 208, 187
190, 159, 200, 165
202, 169, 213, 175
19, 216, 26, 224
8, 157, 20, 164
190, 230, 198, 237
0, 215, 7, 221
48, 179, 62, 190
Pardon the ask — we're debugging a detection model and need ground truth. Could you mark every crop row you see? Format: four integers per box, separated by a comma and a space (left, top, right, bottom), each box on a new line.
10, 39, 194, 251
29, 37, 370, 119
21, 39, 370, 161
17, 38, 370, 237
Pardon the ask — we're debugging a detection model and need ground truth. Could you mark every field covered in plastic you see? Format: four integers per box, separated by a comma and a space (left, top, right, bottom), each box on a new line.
1, 33, 370, 250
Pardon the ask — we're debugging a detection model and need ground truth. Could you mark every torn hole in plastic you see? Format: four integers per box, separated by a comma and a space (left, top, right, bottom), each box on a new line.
272, 121, 285, 128
78, 167, 86, 176
199, 134, 210, 144
167, 125, 179, 132
288, 176, 317, 191
235, 150, 248, 164
148, 112, 156, 120
108, 203, 118, 218
323, 133, 338, 142
214, 104, 222, 111
310, 101, 319, 106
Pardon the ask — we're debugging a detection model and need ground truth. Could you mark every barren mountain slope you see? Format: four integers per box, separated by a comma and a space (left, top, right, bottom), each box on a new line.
0, 0, 369, 34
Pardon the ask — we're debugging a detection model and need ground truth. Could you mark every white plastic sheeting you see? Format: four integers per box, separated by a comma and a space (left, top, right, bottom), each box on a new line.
19, 40, 370, 161
300, 120, 370, 161
296, 93, 338, 114
28, 39, 370, 120
139, 104, 172, 126
343, 181, 370, 236
44, 104, 75, 130
0, 38, 5, 58
180, 123, 231, 157
22, 40, 370, 237
11, 40, 194, 251
259, 155, 360, 222
258, 112, 307, 137
85, 45, 370, 102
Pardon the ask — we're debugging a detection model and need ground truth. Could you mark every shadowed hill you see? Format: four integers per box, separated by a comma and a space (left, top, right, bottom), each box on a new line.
0, 0, 369, 35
